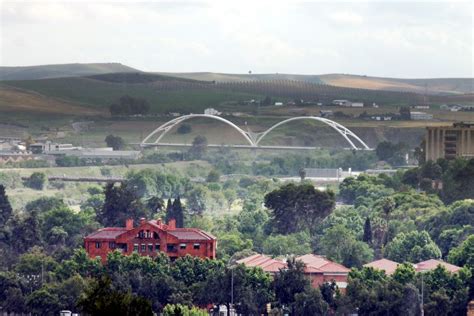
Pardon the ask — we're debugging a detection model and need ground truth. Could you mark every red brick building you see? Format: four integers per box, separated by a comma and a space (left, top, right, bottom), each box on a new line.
84, 218, 217, 263
237, 254, 350, 291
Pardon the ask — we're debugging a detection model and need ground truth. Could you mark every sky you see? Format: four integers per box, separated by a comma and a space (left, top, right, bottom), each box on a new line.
1, 0, 473, 78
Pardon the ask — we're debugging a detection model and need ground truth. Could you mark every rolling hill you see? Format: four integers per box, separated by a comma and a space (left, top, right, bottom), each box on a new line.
0, 63, 140, 81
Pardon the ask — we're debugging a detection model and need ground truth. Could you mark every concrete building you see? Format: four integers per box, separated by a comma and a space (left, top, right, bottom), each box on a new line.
204, 108, 221, 115
425, 122, 474, 161
84, 218, 217, 263
410, 111, 433, 120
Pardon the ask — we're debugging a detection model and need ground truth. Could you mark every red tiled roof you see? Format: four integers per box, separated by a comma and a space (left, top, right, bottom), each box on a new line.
238, 254, 350, 275
415, 259, 461, 273
168, 228, 216, 241
237, 254, 287, 273
364, 259, 400, 275
296, 254, 350, 274
84, 227, 128, 240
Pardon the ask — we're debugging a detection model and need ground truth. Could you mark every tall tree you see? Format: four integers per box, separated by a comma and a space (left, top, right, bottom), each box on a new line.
171, 197, 184, 228
98, 183, 145, 227
363, 217, 372, 245
188, 135, 208, 159
105, 135, 125, 151
274, 258, 309, 313
0, 184, 12, 227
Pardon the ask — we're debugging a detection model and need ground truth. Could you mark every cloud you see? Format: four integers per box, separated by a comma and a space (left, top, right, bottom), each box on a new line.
328, 11, 364, 25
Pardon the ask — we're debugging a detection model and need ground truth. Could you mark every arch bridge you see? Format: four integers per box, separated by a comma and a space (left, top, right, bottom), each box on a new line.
140, 114, 370, 150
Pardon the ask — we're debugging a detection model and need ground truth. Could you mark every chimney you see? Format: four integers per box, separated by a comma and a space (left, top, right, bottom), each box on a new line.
156, 218, 162, 226
140, 217, 146, 225
125, 218, 134, 230
168, 218, 176, 230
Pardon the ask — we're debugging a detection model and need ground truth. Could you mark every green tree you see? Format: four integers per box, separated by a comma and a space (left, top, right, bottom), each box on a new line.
385, 230, 441, 263
105, 134, 125, 150
0, 184, 12, 225
24, 172, 47, 190
293, 287, 329, 316
97, 183, 146, 227
274, 258, 309, 312
79, 276, 153, 316
265, 183, 335, 234
188, 135, 208, 159
171, 197, 184, 228
186, 185, 208, 215
206, 169, 221, 182
362, 217, 372, 245
320, 225, 373, 268
448, 235, 474, 268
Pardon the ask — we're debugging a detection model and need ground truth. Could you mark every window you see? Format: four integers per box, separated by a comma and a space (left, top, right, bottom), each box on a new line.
141, 244, 146, 252
193, 243, 200, 250
133, 244, 139, 252
153, 232, 160, 239
180, 243, 187, 249
138, 230, 145, 239
167, 244, 176, 252
109, 242, 116, 249
155, 244, 160, 251
148, 244, 153, 252
95, 242, 101, 249
146, 230, 150, 238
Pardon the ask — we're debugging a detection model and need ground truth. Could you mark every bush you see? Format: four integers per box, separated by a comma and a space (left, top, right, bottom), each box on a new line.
24, 172, 47, 190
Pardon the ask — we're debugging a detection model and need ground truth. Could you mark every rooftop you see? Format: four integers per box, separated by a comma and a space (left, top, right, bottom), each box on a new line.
363, 258, 401, 275
415, 259, 461, 273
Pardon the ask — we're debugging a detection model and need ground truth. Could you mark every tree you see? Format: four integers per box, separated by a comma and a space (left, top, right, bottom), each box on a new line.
363, 217, 372, 245
206, 169, 221, 183
79, 276, 153, 316
299, 168, 306, 181
385, 230, 441, 263
448, 235, 474, 268
97, 183, 146, 227
0, 184, 12, 228
24, 172, 47, 190
188, 135, 208, 159
176, 124, 192, 134
320, 225, 374, 268
105, 134, 125, 150
293, 287, 329, 316
265, 183, 335, 234
399, 106, 411, 120
171, 197, 184, 228
186, 185, 208, 215
274, 258, 309, 311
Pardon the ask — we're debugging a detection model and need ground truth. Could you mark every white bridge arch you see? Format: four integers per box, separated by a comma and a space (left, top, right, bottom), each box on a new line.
141, 114, 370, 150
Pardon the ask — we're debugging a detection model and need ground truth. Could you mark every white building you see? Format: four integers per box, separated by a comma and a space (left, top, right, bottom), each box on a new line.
274, 102, 283, 106
410, 111, 433, 120
332, 100, 351, 106
351, 102, 364, 108
204, 108, 221, 116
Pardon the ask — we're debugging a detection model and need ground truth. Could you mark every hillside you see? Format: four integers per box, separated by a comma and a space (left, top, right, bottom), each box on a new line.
0, 63, 140, 81
319, 74, 474, 95
158, 72, 473, 95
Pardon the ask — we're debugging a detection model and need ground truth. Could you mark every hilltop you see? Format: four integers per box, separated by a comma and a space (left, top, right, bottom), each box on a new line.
159, 72, 474, 95
0, 63, 140, 81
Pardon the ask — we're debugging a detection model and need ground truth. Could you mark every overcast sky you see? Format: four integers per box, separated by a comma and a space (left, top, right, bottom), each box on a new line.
1, 0, 472, 78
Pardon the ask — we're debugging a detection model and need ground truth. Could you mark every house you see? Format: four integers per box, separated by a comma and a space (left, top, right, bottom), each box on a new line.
363, 258, 401, 275
363, 258, 462, 275
84, 218, 217, 263
274, 102, 284, 106
415, 259, 461, 273
204, 108, 221, 116
237, 254, 350, 291
410, 111, 433, 120
320, 110, 334, 118
332, 100, 351, 107
351, 102, 364, 108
